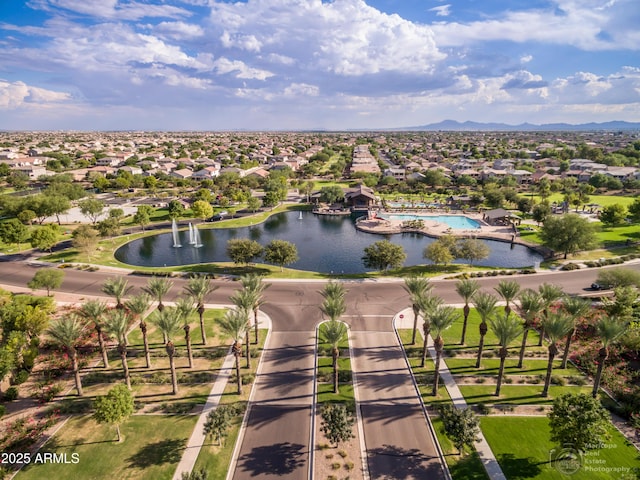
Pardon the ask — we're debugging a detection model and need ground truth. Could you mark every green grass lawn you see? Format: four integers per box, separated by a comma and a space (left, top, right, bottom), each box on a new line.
17, 415, 197, 480
431, 416, 489, 480
481, 416, 640, 479
530, 193, 637, 208
460, 385, 592, 405
192, 412, 243, 480
445, 358, 583, 377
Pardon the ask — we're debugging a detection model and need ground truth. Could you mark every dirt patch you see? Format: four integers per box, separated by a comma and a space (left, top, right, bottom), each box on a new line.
314, 407, 365, 480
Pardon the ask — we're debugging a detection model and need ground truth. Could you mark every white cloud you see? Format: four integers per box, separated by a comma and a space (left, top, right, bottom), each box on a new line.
429, 5, 451, 17
209, 0, 445, 76
29, 0, 191, 21
0, 80, 70, 108
520, 54, 533, 64
213, 58, 274, 80
283, 83, 320, 97
153, 21, 204, 40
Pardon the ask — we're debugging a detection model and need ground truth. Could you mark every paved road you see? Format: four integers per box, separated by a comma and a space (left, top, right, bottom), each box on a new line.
1, 260, 638, 479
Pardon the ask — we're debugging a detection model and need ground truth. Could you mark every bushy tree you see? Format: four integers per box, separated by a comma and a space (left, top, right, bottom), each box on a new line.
362, 240, 406, 271
93, 384, 135, 442
599, 203, 627, 227
226, 239, 264, 265
540, 214, 597, 259
30, 225, 59, 252
0, 219, 29, 247
454, 238, 489, 266
438, 404, 480, 455
320, 403, 354, 447
264, 240, 298, 271
548, 393, 609, 452
28, 268, 64, 296
191, 200, 213, 221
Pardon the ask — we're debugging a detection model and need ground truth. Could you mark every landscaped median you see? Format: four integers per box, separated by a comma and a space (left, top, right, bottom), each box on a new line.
314, 320, 364, 480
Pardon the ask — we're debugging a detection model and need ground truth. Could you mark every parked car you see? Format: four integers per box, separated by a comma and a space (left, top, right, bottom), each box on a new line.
590, 282, 611, 290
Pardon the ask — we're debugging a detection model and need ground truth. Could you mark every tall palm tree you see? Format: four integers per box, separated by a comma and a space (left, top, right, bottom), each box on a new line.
560, 296, 591, 369
541, 311, 574, 397
537, 283, 564, 346
416, 293, 443, 368
175, 296, 196, 369
404, 277, 432, 345
46, 315, 87, 396
320, 320, 348, 394
184, 276, 218, 345
77, 299, 109, 368
230, 289, 255, 369
494, 280, 521, 317
472, 291, 498, 368
125, 293, 152, 368
143, 276, 174, 312
218, 308, 250, 395
320, 280, 346, 301
103, 309, 133, 389
430, 306, 459, 396
488, 313, 522, 396
102, 276, 133, 309
516, 289, 544, 369
239, 274, 271, 344
152, 307, 183, 395
455, 278, 479, 345
592, 317, 627, 398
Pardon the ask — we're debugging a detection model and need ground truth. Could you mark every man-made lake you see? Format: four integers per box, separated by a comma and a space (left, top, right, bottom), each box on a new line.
115, 211, 543, 273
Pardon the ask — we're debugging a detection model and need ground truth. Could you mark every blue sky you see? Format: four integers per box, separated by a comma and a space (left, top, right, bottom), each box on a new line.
0, 0, 638, 130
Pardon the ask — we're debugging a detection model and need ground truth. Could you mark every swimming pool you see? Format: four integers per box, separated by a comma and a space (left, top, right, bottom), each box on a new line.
380, 214, 481, 230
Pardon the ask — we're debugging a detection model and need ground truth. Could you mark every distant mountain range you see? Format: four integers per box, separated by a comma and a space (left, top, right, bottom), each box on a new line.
401, 120, 640, 132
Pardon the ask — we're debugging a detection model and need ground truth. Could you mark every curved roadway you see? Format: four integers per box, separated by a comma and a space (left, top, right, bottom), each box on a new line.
1, 260, 636, 479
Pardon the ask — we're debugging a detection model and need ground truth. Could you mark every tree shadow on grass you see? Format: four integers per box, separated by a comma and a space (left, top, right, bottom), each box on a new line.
126, 438, 185, 469
449, 451, 491, 480
497, 453, 543, 479
236, 442, 306, 476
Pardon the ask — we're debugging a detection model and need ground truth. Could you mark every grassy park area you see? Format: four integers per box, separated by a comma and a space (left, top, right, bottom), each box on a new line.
481, 416, 640, 480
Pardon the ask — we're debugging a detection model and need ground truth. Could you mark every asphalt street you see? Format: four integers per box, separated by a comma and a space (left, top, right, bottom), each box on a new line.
0, 260, 637, 479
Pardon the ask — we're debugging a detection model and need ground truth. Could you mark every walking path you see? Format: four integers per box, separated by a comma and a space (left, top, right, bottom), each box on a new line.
395, 308, 507, 480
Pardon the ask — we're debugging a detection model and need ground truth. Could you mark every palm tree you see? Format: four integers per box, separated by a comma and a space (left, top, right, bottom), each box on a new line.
239, 274, 271, 344
537, 283, 564, 346
516, 289, 544, 369
102, 276, 133, 309
320, 280, 346, 301
494, 280, 520, 317
230, 289, 255, 369
404, 277, 432, 345
47, 315, 87, 396
125, 293, 152, 368
184, 276, 218, 345
103, 309, 133, 389
143, 276, 174, 312
592, 317, 627, 398
560, 296, 591, 369
175, 296, 195, 369
416, 293, 443, 368
472, 291, 498, 368
430, 306, 459, 396
488, 313, 522, 396
321, 320, 348, 394
218, 308, 250, 395
152, 307, 183, 395
541, 311, 574, 397
77, 299, 109, 368
455, 278, 479, 345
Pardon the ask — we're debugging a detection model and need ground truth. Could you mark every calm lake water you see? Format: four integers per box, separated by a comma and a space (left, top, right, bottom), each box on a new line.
115, 211, 543, 273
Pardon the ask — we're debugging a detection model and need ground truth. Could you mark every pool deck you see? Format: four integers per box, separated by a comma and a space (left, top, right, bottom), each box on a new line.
355, 211, 544, 252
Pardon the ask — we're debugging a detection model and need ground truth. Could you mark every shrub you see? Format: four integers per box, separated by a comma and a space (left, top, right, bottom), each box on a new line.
4, 386, 19, 401
12, 370, 30, 385
475, 377, 486, 384
344, 461, 354, 471
337, 450, 348, 458
561, 263, 580, 271
477, 404, 491, 415
551, 375, 566, 386
0, 405, 6, 418
331, 462, 341, 470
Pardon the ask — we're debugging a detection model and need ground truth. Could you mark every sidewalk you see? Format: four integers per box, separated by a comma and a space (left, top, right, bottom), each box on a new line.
396, 308, 507, 480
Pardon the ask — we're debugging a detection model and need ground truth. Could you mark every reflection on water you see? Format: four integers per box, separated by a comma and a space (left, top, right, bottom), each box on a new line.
115, 211, 544, 273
